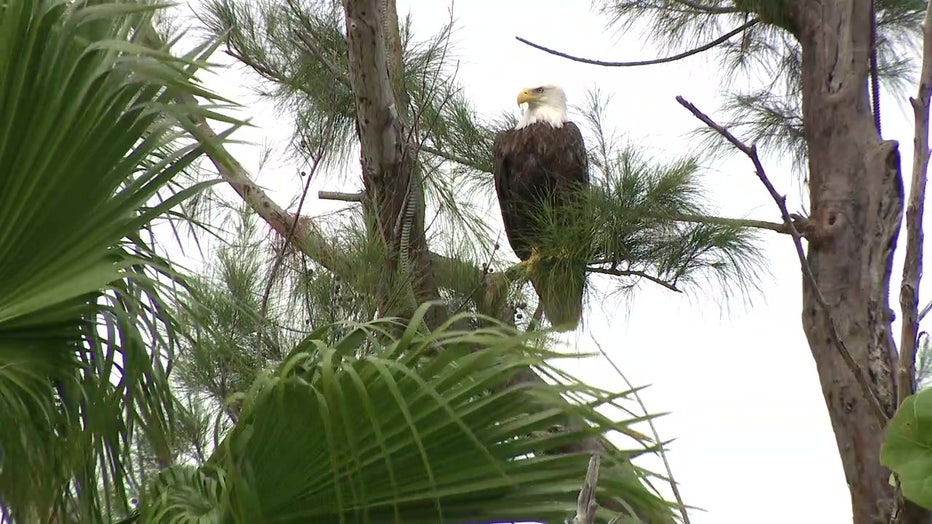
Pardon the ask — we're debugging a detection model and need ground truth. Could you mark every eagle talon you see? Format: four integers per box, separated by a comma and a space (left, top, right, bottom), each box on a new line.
515, 247, 543, 275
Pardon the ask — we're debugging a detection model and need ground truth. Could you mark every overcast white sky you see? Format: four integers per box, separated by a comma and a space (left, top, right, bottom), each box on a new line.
178, 1, 930, 522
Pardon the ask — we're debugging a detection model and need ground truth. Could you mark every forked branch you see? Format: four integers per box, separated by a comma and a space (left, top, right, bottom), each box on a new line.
896, 0, 932, 406
676, 95, 889, 424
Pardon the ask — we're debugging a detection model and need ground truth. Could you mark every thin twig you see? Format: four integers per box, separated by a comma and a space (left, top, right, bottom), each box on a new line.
527, 302, 544, 332
897, 0, 932, 406
592, 338, 691, 524
257, 147, 326, 359
452, 231, 503, 316
515, 19, 757, 68
587, 266, 681, 293
319, 190, 363, 202
920, 299, 932, 322
672, 0, 741, 14
675, 95, 889, 424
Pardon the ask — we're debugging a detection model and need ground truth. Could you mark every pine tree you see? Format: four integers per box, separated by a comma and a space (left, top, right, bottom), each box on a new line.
122, 0, 766, 521
513, 0, 930, 521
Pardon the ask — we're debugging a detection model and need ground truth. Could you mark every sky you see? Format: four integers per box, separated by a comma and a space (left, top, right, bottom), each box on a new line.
176, 1, 930, 522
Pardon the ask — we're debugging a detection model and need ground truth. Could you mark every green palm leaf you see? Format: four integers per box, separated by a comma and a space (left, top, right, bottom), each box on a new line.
0, 1, 226, 521
139, 305, 675, 523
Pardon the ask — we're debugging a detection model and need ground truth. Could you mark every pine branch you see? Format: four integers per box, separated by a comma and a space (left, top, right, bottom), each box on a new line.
139, 26, 492, 321
672, 0, 741, 14
663, 212, 790, 233
290, 28, 351, 88
676, 95, 889, 425
515, 19, 757, 68
421, 144, 490, 173
587, 266, 681, 292
896, 0, 932, 406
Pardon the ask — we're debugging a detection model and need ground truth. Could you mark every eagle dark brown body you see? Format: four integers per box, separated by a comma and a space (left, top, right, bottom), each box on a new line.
492, 121, 589, 330
492, 121, 589, 260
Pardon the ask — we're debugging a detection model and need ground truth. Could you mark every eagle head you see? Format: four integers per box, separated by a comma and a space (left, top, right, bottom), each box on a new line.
516, 84, 567, 129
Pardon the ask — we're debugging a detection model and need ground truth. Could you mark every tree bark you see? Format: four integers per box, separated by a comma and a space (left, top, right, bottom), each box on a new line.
785, 1, 923, 522
342, 0, 442, 325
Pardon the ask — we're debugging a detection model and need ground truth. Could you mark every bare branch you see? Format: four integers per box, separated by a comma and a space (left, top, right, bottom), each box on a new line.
258, 147, 326, 359
421, 144, 490, 173
318, 190, 363, 202
167, 96, 352, 281
672, 0, 741, 14
920, 298, 932, 322
566, 455, 600, 524
676, 95, 889, 425
587, 266, 681, 293
897, 0, 932, 406
515, 19, 757, 68
663, 212, 791, 234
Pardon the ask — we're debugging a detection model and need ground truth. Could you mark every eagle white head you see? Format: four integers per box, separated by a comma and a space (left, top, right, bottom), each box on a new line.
515, 84, 568, 129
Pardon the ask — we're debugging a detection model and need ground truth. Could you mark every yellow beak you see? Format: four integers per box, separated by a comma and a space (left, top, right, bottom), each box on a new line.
517, 89, 537, 106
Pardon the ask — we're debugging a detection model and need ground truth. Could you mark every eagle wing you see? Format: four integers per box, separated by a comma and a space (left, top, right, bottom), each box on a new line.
492, 122, 588, 261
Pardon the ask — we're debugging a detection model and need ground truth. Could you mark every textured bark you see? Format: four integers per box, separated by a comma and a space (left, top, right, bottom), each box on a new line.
342, 0, 441, 324
785, 2, 921, 522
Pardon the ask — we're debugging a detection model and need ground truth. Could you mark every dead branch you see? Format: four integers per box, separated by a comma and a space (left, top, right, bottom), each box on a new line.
515, 19, 757, 68
566, 455, 600, 524
676, 95, 889, 425
897, 0, 932, 406
318, 190, 363, 202
672, 0, 741, 14
920, 299, 932, 322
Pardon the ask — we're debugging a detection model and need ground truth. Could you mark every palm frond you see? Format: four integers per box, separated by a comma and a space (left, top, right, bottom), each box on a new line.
138, 305, 677, 523
0, 0, 227, 520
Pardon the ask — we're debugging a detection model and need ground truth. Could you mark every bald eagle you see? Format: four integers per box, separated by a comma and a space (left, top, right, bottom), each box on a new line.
492, 85, 589, 331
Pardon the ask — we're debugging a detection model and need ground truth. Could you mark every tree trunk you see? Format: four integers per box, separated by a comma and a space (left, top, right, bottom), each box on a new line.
786, 1, 927, 522
342, 0, 442, 326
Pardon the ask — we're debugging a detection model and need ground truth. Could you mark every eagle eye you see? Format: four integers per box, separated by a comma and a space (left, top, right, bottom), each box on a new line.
535, 87, 544, 94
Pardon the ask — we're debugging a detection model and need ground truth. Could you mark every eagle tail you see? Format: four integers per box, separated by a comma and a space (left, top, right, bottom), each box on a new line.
529, 259, 586, 332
